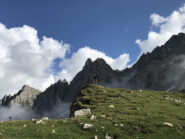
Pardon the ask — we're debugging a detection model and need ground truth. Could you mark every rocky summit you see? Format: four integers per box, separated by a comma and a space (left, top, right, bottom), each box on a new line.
1, 33, 185, 119
0, 85, 40, 107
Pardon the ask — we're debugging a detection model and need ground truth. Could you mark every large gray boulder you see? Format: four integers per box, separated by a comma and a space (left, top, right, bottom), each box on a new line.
74, 108, 91, 117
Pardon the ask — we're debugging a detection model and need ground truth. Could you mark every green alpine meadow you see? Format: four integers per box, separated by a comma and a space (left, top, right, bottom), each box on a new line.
0, 84, 185, 139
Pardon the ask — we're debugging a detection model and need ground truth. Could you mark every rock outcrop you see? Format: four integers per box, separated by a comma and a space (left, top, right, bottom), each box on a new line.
74, 108, 91, 117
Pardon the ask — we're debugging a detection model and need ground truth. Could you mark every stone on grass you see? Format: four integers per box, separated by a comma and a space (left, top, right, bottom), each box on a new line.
52, 129, 56, 133
178, 125, 183, 129
23, 125, 27, 127
105, 133, 112, 139
42, 117, 49, 120
90, 115, 96, 120
36, 119, 43, 124
109, 105, 114, 108
163, 96, 169, 99
163, 122, 173, 127
94, 135, 98, 139
35, 117, 49, 124
120, 124, 124, 127
74, 109, 91, 117
101, 115, 106, 118
32, 119, 36, 122
83, 123, 94, 129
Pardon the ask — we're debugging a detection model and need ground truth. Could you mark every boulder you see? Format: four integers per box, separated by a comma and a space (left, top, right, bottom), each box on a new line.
163, 122, 173, 127
101, 115, 106, 118
109, 105, 114, 108
90, 115, 96, 120
52, 129, 56, 133
35, 117, 49, 124
94, 135, 98, 139
105, 133, 112, 139
36, 119, 43, 124
83, 123, 94, 129
42, 117, 49, 120
74, 108, 91, 117
120, 124, 124, 127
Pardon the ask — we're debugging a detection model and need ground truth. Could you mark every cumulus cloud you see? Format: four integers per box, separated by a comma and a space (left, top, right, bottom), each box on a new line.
0, 23, 130, 98
57, 47, 129, 82
136, 4, 185, 53
150, 13, 167, 26
0, 23, 70, 98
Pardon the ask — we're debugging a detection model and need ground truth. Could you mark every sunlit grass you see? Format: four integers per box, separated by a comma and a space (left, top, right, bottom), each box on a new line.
0, 84, 185, 138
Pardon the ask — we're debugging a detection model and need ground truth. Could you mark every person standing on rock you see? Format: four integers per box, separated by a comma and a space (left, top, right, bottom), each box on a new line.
93, 74, 98, 84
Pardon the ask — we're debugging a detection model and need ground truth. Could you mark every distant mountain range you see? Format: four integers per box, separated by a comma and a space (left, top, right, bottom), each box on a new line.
1, 32, 185, 119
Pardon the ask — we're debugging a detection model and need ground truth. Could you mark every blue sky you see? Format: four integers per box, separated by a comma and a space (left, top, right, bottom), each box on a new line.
0, 0, 185, 97
0, 0, 183, 62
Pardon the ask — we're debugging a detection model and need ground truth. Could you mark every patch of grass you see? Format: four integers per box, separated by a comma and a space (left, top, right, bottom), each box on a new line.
1, 84, 185, 138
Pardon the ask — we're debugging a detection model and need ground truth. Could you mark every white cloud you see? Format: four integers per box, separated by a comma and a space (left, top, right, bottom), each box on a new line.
136, 4, 185, 54
57, 47, 130, 82
0, 23, 69, 98
150, 13, 167, 26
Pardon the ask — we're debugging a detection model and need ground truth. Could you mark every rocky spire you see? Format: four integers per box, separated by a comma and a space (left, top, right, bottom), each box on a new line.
83, 58, 112, 72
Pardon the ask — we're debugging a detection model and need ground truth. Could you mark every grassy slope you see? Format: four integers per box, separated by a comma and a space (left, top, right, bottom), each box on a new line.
0, 84, 185, 139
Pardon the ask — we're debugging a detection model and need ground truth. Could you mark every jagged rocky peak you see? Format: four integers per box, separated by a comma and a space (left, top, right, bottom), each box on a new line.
83, 58, 112, 72
32, 79, 69, 115
94, 58, 108, 65
57, 79, 68, 84
21, 85, 38, 92
2, 94, 11, 101
22, 85, 32, 89
1, 94, 12, 106
165, 32, 185, 46
1, 85, 41, 107
132, 32, 185, 71
48, 79, 68, 89
19, 85, 40, 95
84, 58, 93, 67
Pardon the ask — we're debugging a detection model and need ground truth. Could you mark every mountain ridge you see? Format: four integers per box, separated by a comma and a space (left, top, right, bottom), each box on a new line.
1, 32, 185, 119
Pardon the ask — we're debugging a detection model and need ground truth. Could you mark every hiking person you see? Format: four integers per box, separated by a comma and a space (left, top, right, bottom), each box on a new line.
93, 74, 98, 84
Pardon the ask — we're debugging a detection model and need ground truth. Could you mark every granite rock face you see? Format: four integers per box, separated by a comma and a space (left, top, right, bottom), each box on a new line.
1, 85, 41, 107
